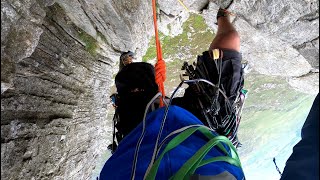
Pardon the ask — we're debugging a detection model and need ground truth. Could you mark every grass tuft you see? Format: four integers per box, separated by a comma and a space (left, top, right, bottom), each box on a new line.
78, 30, 98, 57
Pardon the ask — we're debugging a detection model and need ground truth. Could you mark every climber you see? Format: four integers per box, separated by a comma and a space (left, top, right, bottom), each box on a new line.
110, 50, 136, 108
108, 0, 244, 147
107, 51, 139, 152
171, 7, 244, 147
113, 61, 159, 137
99, 2, 246, 179
110, 4, 244, 148
110, 51, 135, 108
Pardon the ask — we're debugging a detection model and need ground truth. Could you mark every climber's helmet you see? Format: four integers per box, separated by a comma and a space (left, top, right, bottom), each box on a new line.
120, 51, 135, 66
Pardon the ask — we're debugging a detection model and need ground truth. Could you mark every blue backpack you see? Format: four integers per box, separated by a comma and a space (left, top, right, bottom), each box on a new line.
99, 106, 245, 180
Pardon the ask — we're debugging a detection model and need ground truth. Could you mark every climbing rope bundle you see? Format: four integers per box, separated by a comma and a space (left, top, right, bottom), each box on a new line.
181, 49, 247, 148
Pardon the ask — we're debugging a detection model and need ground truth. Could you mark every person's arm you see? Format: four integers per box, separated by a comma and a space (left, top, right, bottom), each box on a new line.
281, 94, 319, 179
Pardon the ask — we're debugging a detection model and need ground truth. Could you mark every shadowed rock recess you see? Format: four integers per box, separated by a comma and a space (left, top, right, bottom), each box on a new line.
1, 0, 318, 179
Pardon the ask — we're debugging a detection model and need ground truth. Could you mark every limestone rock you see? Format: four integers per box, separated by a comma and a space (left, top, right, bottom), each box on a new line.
202, 1, 318, 94
229, 0, 319, 46
294, 38, 319, 69
157, 0, 208, 36
2, 1, 124, 179
288, 73, 320, 95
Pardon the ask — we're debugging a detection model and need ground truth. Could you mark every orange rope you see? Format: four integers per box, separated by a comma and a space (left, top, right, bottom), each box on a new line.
152, 0, 166, 107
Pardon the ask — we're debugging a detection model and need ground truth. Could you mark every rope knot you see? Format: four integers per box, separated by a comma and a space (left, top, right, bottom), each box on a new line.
155, 59, 166, 84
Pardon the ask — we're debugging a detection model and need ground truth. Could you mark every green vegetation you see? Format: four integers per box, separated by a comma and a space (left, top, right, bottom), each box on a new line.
242, 73, 311, 112
142, 13, 214, 62
142, 38, 157, 62
47, 4, 100, 57
78, 29, 98, 57
142, 13, 215, 93
241, 72, 314, 129
237, 72, 315, 166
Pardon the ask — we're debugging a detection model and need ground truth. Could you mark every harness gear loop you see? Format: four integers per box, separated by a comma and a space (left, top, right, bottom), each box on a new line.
152, 0, 166, 107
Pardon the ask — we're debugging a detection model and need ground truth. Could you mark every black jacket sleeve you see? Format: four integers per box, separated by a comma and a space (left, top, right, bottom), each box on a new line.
281, 94, 319, 180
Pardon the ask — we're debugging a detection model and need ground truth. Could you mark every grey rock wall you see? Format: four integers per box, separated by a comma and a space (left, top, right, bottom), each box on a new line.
1, 2, 111, 179
202, 0, 319, 94
1, 0, 153, 179
54, 0, 154, 62
232, 0, 319, 69
157, 0, 208, 36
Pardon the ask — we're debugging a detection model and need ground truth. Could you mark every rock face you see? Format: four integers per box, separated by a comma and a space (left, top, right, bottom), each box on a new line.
202, 0, 319, 93
1, 0, 153, 179
1, 0, 319, 179
157, 0, 208, 36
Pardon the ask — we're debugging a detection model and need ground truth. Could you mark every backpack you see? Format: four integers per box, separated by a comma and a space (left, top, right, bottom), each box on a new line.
108, 50, 247, 152
100, 106, 245, 180
108, 62, 159, 152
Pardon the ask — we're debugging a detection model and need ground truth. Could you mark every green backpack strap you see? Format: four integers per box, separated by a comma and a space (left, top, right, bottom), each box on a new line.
171, 135, 241, 180
145, 126, 242, 180
146, 127, 203, 180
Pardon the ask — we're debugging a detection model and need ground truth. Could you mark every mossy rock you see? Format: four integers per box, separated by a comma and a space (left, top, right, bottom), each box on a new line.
143, 13, 214, 63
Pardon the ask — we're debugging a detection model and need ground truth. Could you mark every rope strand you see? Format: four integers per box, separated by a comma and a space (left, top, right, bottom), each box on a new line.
152, 0, 166, 106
